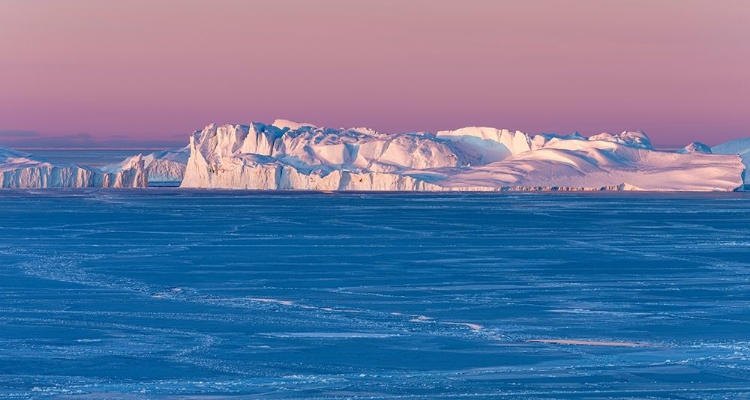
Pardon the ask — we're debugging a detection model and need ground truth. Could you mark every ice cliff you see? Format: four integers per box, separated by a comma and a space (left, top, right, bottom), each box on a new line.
177, 121, 746, 192
0, 147, 147, 189
713, 139, 750, 185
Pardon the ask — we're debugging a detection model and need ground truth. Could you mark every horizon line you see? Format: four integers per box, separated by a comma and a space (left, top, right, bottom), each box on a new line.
14, 147, 177, 151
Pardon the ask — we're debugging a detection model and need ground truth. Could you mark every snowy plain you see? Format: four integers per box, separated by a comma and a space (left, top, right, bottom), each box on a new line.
1, 190, 750, 398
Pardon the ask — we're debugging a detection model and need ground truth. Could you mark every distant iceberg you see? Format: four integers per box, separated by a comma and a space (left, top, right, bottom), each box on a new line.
679, 142, 712, 154
103, 146, 189, 184
0, 147, 147, 188
175, 121, 745, 192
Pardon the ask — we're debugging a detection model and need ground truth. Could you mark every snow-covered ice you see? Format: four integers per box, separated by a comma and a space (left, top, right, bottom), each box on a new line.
1, 191, 750, 398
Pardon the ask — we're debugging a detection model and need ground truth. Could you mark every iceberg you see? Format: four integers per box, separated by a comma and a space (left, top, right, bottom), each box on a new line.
712, 138, 750, 185
103, 146, 189, 184
0, 147, 147, 188
588, 131, 653, 149
679, 142, 712, 154
178, 122, 746, 192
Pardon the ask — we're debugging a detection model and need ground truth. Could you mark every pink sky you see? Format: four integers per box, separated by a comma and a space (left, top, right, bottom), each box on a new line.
1, 0, 749, 148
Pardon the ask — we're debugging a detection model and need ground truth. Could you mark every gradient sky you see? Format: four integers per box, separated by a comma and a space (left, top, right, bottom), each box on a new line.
1, 0, 749, 148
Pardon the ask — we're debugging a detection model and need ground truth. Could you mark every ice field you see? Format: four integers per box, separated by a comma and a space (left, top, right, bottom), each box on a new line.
1, 191, 750, 398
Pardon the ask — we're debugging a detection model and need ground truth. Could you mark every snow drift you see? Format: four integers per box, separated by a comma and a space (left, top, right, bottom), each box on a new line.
178, 121, 746, 192
0, 147, 147, 189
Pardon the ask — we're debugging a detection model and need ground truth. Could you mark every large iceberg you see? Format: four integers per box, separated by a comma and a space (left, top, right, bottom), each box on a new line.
0, 147, 147, 188
178, 121, 746, 192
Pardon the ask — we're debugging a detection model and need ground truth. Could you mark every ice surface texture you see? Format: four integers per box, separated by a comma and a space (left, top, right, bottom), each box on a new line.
2, 191, 750, 397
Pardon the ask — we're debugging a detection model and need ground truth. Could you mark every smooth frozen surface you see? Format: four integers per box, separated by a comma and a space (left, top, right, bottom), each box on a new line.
181, 123, 745, 191
1, 191, 750, 398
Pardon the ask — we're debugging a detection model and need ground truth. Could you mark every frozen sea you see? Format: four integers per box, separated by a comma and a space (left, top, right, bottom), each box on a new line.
1, 190, 750, 399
